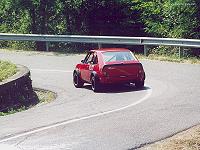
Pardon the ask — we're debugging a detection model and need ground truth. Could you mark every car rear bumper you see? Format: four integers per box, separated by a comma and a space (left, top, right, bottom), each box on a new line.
99, 75, 144, 84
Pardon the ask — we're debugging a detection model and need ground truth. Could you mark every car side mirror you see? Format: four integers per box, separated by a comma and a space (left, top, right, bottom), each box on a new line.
81, 60, 84, 63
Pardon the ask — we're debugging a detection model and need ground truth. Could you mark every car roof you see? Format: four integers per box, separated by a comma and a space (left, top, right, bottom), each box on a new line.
90, 48, 130, 52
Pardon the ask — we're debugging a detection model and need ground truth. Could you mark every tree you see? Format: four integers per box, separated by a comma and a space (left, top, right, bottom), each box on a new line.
0, 0, 33, 49
80, 0, 143, 36
21, 0, 63, 50
194, 0, 200, 38
132, 0, 199, 38
60, 0, 85, 34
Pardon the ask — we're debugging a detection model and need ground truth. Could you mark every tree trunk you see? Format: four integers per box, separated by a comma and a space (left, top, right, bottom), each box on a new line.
195, 0, 200, 38
36, 0, 48, 51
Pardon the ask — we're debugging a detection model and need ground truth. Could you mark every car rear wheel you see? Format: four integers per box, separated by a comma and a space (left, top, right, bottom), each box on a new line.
91, 76, 100, 92
135, 80, 144, 88
73, 71, 84, 88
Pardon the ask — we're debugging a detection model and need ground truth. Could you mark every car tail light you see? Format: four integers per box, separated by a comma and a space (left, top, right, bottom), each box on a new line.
102, 67, 108, 77
138, 69, 143, 74
138, 69, 144, 79
138, 64, 144, 74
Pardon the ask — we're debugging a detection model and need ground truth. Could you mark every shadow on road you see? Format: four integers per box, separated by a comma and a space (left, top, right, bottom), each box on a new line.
82, 84, 150, 94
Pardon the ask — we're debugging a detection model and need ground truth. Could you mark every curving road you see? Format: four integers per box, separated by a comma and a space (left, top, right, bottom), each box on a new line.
0, 51, 200, 150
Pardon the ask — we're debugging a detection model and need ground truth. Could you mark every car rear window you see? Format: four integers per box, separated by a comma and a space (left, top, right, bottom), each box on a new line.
102, 51, 136, 62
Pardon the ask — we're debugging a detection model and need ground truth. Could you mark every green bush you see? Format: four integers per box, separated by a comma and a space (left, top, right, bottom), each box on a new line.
150, 46, 179, 56
149, 46, 200, 58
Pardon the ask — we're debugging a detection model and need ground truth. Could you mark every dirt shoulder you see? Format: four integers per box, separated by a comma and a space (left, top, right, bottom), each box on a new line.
139, 125, 200, 150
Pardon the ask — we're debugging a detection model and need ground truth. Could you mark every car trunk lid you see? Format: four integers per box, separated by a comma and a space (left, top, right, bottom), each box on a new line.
102, 61, 143, 78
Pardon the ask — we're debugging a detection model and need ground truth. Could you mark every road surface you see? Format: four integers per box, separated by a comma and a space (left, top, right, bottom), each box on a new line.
0, 51, 200, 150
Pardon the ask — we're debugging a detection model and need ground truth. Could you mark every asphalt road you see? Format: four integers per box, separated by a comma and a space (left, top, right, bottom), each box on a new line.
0, 51, 200, 150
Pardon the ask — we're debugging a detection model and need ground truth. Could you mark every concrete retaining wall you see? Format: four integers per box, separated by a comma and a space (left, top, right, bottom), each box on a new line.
0, 65, 38, 112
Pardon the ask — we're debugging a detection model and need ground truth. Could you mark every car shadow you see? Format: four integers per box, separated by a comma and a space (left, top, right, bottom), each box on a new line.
82, 84, 150, 94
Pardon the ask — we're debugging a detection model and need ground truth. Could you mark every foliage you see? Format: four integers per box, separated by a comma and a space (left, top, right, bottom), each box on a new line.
131, 0, 200, 57
0, 0, 199, 56
0, 0, 143, 51
132, 0, 199, 38
0, 60, 17, 82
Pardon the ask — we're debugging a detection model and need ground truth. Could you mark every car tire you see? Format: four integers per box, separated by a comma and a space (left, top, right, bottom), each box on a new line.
135, 80, 144, 88
91, 76, 100, 92
73, 71, 84, 88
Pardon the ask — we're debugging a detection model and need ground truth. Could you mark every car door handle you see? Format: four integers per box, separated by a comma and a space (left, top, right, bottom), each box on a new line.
89, 66, 93, 71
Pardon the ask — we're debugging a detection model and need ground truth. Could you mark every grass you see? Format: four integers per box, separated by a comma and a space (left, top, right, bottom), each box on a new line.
0, 60, 17, 82
34, 88, 56, 104
140, 125, 200, 150
0, 107, 26, 116
136, 54, 200, 64
0, 89, 56, 116
1, 48, 199, 64
0, 48, 82, 56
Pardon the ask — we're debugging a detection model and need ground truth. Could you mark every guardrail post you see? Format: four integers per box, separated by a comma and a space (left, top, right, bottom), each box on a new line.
179, 47, 183, 58
98, 43, 102, 49
46, 42, 49, 51
144, 45, 148, 56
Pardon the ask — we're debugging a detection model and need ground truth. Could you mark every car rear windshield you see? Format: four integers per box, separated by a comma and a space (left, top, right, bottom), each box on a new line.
102, 51, 136, 62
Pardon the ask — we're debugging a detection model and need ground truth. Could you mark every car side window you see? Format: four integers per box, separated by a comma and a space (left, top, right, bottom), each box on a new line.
85, 52, 94, 64
83, 53, 91, 63
92, 54, 98, 64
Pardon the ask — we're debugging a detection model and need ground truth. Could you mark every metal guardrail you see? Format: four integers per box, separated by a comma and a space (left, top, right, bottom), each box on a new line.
0, 33, 200, 56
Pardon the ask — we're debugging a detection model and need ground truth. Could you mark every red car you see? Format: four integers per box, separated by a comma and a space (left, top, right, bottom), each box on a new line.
73, 48, 145, 92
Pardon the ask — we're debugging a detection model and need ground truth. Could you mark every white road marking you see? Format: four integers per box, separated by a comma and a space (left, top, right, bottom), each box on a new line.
0, 87, 152, 143
31, 69, 73, 73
